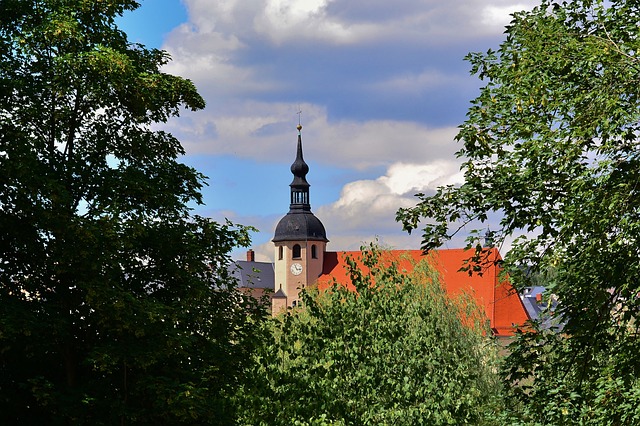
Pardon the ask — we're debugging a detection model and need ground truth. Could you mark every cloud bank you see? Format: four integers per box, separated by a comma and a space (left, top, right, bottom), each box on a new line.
156, 0, 536, 258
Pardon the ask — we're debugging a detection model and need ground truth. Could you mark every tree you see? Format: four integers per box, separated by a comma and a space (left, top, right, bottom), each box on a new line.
0, 1, 263, 424
397, 0, 640, 423
239, 245, 502, 425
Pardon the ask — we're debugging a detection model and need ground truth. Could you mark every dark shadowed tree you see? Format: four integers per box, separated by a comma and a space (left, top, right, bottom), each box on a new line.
397, 0, 640, 423
0, 1, 263, 424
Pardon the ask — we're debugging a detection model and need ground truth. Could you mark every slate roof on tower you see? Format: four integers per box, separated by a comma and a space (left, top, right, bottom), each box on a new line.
273, 125, 328, 243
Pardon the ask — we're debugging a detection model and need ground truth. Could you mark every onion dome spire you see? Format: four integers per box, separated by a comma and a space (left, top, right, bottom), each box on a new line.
289, 124, 310, 211
272, 124, 328, 243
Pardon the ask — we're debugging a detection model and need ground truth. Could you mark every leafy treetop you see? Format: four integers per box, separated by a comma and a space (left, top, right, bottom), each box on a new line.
0, 1, 262, 424
397, 0, 640, 423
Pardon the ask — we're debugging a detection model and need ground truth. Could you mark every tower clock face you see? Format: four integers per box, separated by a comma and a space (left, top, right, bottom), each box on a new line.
290, 263, 303, 276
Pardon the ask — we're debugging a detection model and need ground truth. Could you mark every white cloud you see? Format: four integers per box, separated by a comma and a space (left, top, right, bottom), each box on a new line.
481, 3, 534, 31
172, 0, 537, 51
157, 0, 539, 167
254, 0, 382, 45
157, 0, 538, 169
381, 162, 464, 194
316, 159, 463, 235
164, 102, 461, 170
313, 119, 460, 170
153, 0, 538, 260
372, 69, 466, 95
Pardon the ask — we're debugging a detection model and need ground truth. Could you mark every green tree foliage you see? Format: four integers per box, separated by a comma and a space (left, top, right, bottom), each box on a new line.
239, 245, 502, 425
397, 0, 640, 423
0, 1, 262, 424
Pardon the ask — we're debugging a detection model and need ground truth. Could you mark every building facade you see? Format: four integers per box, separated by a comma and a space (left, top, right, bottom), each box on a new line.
272, 124, 328, 311
232, 126, 532, 336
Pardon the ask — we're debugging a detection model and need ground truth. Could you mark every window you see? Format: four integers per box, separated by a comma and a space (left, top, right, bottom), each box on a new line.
292, 244, 301, 259
278, 246, 283, 260
311, 244, 317, 259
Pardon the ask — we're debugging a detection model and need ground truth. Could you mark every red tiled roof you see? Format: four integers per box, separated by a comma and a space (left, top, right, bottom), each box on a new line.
316, 248, 529, 337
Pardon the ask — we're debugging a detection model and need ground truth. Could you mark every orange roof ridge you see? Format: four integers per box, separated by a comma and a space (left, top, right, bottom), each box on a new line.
316, 248, 529, 337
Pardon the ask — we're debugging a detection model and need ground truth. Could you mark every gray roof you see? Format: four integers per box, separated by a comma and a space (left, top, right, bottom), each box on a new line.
520, 286, 562, 330
273, 210, 328, 242
272, 287, 287, 298
228, 260, 275, 289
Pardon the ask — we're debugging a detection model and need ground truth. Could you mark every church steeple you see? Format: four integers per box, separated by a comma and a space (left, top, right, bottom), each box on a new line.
272, 123, 329, 314
289, 124, 310, 211
273, 125, 328, 243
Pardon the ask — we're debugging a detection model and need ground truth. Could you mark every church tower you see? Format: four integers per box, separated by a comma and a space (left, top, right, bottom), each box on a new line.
272, 124, 328, 313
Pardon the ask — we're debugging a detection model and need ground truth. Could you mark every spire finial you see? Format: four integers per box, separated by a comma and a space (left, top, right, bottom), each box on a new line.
297, 108, 302, 134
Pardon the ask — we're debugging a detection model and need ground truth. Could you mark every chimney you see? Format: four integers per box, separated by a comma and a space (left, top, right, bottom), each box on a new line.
246, 249, 255, 262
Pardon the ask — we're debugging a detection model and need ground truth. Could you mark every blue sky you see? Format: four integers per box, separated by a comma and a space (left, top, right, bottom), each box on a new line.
117, 0, 536, 261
